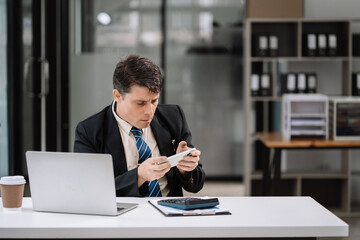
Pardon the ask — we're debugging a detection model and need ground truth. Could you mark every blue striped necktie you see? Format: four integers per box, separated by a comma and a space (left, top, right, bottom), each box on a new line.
131, 127, 162, 197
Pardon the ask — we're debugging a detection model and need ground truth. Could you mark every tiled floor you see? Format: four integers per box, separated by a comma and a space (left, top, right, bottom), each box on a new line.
185, 181, 360, 240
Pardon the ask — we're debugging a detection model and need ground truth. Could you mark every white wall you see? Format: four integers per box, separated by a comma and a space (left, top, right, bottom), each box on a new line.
305, 0, 360, 19
69, 54, 116, 150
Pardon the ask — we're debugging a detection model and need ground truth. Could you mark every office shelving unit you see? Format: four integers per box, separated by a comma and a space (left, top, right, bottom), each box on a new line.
244, 18, 360, 216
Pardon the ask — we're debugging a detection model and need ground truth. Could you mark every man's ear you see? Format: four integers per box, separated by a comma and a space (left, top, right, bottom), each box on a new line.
112, 89, 122, 102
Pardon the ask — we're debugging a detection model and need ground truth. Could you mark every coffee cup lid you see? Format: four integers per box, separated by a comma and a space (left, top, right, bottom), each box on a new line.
0, 176, 26, 185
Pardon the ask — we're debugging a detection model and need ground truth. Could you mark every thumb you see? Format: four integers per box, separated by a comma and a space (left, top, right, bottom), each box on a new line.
177, 141, 188, 153
179, 141, 187, 148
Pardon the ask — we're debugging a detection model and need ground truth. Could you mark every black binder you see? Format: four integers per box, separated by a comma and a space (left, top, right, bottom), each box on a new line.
317, 34, 327, 57
257, 35, 268, 57
269, 35, 279, 57
281, 73, 296, 95
260, 73, 272, 96
251, 74, 260, 96
297, 73, 307, 93
353, 34, 360, 57
306, 73, 317, 93
353, 72, 360, 96
304, 33, 317, 57
328, 34, 337, 56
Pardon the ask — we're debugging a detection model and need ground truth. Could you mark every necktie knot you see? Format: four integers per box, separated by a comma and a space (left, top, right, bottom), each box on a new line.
130, 127, 142, 138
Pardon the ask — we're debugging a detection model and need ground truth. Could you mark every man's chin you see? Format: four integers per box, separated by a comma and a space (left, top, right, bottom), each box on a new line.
137, 121, 151, 129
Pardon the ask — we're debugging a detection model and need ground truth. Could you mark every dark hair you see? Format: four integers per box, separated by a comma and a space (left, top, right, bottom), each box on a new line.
113, 54, 162, 96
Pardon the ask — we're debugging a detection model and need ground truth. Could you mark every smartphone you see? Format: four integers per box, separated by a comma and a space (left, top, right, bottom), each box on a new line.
157, 148, 196, 167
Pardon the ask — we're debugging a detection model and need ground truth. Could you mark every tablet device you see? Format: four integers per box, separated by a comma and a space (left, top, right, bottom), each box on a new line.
157, 148, 196, 167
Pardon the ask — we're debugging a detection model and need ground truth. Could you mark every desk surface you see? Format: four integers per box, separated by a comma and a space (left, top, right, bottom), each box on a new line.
257, 132, 360, 148
0, 197, 348, 239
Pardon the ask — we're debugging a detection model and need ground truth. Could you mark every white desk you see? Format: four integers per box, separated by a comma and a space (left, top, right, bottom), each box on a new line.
0, 196, 348, 239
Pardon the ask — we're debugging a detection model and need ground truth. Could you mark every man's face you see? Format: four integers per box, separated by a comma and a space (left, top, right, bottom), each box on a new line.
114, 85, 159, 129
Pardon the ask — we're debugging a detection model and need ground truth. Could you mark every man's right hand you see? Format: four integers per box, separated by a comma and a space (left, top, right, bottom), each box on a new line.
137, 156, 171, 187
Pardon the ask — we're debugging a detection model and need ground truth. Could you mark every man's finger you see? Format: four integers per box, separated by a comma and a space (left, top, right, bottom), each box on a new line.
146, 156, 166, 164
179, 141, 187, 148
188, 150, 201, 157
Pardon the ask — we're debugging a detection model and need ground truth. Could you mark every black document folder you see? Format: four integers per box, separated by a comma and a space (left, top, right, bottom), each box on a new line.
353, 72, 360, 96
354, 34, 360, 57
317, 34, 327, 56
251, 74, 260, 96
269, 35, 279, 57
253, 35, 268, 57
297, 73, 307, 93
260, 73, 272, 96
328, 34, 337, 56
307, 73, 317, 93
304, 33, 317, 56
281, 73, 296, 95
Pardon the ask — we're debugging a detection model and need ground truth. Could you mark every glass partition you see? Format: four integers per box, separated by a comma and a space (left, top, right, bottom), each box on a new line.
165, 0, 245, 176
75, 0, 162, 56
70, 0, 162, 149
70, 0, 246, 177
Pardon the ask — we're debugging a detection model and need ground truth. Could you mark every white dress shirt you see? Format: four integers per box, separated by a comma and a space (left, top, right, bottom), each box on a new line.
112, 101, 170, 196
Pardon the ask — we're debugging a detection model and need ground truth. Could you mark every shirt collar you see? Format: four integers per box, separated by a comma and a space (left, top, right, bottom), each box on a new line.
112, 100, 134, 136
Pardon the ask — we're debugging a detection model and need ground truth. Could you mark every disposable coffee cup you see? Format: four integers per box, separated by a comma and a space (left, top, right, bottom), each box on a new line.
0, 176, 26, 209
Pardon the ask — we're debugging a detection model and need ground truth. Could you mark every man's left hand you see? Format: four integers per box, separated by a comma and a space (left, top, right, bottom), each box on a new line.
176, 141, 201, 175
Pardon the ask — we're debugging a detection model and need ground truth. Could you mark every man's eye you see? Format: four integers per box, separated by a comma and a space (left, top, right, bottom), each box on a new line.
137, 102, 145, 106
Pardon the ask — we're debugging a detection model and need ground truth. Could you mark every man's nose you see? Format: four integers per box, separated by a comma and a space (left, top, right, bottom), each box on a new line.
145, 103, 155, 115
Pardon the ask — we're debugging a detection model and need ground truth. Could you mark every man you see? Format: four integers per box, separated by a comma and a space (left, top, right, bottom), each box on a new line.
74, 55, 205, 197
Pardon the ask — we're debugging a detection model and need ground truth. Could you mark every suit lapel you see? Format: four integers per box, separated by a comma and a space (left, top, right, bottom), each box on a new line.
104, 106, 127, 173
151, 114, 174, 157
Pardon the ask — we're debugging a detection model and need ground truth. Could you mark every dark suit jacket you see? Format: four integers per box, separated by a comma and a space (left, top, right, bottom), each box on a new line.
74, 104, 205, 197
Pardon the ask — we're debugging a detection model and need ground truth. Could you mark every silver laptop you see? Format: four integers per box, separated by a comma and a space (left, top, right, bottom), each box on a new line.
26, 151, 138, 216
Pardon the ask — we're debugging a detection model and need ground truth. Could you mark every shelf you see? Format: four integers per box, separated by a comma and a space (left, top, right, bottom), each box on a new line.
290, 113, 326, 117
245, 18, 357, 215
352, 171, 360, 176
251, 171, 348, 180
302, 179, 344, 208
251, 96, 281, 102
299, 57, 349, 61
302, 21, 349, 57
251, 22, 298, 57
251, 179, 296, 196
251, 57, 299, 62
250, 57, 350, 62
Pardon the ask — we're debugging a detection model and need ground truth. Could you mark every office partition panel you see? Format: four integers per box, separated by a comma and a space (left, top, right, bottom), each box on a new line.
0, 0, 8, 177
6, 0, 69, 189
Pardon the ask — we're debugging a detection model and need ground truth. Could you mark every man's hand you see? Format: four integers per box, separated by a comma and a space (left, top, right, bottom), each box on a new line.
176, 141, 201, 175
137, 157, 171, 187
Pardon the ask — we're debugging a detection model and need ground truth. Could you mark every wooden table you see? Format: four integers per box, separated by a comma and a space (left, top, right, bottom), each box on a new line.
257, 132, 360, 196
